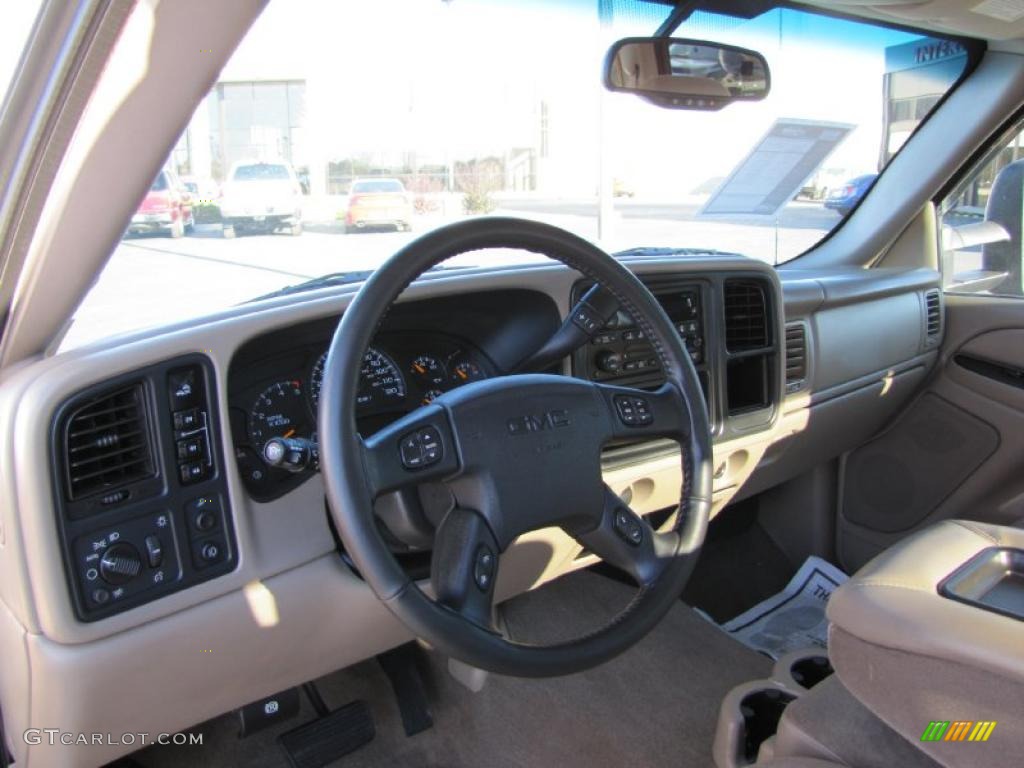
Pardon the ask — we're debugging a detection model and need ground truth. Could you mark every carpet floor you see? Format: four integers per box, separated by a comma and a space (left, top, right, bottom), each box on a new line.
132, 568, 770, 768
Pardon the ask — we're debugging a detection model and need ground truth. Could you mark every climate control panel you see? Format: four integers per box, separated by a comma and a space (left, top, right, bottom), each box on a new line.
52, 354, 237, 622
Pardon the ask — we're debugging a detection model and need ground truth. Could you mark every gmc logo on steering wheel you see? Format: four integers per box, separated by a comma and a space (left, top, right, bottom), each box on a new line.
506, 409, 571, 435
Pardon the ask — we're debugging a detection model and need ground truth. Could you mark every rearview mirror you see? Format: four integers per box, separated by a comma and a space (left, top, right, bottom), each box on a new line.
604, 37, 770, 111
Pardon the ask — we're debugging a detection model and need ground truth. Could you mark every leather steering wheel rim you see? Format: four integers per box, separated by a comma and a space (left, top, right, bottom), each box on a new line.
319, 217, 712, 677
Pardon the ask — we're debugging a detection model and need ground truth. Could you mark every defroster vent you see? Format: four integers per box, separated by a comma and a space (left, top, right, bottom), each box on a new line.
63, 384, 155, 500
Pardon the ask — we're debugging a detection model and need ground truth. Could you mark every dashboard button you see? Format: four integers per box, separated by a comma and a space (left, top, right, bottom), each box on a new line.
173, 408, 201, 432
192, 537, 226, 569
176, 436, 205, 461
179, 461, 207, 485
168, 366, 202, 410
186, 496, 221, 534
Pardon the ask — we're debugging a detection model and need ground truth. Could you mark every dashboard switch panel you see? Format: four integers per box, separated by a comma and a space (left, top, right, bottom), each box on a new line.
52, 354, 237, 622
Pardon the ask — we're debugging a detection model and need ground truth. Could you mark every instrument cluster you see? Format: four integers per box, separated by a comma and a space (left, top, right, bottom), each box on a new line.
231, 332, 494, 499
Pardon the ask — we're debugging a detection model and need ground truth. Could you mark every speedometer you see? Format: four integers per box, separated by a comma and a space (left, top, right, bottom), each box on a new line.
310, 347, 407, 411
358, 348, 406, 409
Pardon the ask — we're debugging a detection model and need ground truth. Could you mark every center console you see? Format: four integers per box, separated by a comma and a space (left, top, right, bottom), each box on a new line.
825, 519, 1024, 765
50, 354, 237, 621
572, 273, 781, 439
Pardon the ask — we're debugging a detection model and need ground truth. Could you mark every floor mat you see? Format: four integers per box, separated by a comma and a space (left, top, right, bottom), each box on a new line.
717, 556, 848, 659
681, 500, 796, 623
135, 569, 770, 768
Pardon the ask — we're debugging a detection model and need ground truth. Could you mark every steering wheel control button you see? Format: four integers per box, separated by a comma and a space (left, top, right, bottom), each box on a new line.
614, 395, 653, 427
613, 508, 644, 547
144, 535, 164, 568
572, 304, 603, 334
99, 542, 143, 585
399, 427, 443, 470
474, 545, 496, 591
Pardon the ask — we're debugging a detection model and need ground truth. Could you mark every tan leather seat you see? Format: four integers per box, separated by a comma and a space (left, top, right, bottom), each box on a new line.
826, 520, 1024, 768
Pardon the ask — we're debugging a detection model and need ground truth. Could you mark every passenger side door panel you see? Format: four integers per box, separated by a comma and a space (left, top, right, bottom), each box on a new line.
838, 294, 1024, 571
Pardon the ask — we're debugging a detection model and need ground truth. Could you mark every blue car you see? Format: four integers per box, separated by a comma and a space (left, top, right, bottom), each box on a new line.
825, 174, 878, 215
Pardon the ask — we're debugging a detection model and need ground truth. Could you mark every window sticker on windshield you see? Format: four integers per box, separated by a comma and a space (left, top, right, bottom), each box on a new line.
701, 119, 854, 217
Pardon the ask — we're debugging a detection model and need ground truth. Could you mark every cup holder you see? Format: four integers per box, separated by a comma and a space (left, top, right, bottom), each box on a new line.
740, 689, 797, 763
789, 655, 834, 690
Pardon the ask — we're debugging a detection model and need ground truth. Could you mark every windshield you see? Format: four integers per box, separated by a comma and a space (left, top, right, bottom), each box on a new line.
150, 173, 169, 192
62, 0, 969, 351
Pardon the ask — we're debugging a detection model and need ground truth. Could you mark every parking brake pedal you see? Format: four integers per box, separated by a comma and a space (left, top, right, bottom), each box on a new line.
278, 700, 375, 768
377, 643, 434, 736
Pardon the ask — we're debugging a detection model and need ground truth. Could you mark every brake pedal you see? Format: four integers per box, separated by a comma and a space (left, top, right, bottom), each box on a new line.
278, 700, 375, 768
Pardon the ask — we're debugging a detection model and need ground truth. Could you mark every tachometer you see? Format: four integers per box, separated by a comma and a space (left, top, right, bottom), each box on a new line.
249, 380, 309, 446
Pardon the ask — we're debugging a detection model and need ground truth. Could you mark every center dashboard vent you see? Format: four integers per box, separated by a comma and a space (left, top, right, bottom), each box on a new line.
63, 384, 155, 501
724, 280, 769, 352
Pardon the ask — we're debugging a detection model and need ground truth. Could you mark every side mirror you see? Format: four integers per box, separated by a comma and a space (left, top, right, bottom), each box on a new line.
604, 37, 769, 111
981, 160, 1024, 294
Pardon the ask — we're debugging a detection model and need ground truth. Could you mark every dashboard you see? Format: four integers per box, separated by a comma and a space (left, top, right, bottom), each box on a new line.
6, 253, 943, 768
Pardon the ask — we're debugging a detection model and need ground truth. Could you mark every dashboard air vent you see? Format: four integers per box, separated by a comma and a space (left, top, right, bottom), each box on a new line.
63, 384, 155, 500
785, 324, 807, 392
724, 280, 768, 352
925, 289, 942, 337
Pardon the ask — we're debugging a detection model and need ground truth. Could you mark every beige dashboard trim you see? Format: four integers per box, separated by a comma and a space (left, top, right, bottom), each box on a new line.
0, 258, 778, 644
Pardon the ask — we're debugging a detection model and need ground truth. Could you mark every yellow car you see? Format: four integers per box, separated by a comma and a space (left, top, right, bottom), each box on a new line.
344, 177, 413, 233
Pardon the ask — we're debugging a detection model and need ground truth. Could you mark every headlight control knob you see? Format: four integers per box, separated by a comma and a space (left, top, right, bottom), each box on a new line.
99, 542, 143, 585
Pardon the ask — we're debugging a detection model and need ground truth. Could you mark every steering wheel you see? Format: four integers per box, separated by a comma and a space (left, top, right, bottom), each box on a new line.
319, 217, 712, 677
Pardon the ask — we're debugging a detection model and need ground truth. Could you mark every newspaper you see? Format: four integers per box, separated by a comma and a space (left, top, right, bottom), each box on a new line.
720, 556, 848, 659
